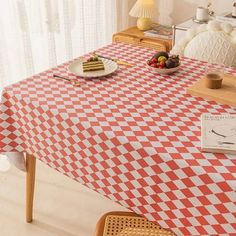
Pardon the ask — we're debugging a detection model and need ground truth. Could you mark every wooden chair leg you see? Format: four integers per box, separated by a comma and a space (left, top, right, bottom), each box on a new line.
26, 153, 36, 223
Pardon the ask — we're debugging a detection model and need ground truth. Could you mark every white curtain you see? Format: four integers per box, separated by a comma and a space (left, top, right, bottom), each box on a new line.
0, 0, 134, 89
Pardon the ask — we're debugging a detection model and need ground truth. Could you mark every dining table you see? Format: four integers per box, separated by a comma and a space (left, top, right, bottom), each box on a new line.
0, 42, 235, 236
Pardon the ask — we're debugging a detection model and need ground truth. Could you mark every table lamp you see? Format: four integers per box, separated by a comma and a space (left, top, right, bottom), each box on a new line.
129, 0, 158, 31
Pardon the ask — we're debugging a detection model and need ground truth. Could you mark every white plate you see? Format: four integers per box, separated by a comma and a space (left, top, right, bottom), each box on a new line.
68, 58, 118, 78
192, 17, 209, 24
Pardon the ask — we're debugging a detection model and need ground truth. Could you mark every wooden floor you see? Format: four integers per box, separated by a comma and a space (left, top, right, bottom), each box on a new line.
0, 160, 127, 236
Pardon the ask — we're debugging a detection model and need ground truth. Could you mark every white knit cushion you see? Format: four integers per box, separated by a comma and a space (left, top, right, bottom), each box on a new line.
184, 31, 236, 67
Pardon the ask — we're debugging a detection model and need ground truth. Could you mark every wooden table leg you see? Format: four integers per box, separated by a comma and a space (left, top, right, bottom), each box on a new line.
26, 153, 36, 223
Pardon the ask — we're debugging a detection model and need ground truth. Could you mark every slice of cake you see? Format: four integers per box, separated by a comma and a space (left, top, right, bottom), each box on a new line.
82, 56, 105, 72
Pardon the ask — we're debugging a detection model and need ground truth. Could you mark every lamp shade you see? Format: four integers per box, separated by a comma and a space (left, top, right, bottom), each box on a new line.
129, 0, 158, 18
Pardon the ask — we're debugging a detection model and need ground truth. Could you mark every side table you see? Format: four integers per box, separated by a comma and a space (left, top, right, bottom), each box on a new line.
113, 26, 172, 52
173, 13, 230, 46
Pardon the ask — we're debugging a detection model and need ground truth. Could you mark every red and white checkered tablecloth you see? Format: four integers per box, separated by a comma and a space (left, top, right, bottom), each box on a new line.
0, 42, 236, 235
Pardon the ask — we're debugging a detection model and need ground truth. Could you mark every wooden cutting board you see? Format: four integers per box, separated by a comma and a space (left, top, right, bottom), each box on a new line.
186, 74, 236, 108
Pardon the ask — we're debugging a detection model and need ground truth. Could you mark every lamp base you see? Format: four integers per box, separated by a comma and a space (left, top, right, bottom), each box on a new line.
137, 18, 152, 31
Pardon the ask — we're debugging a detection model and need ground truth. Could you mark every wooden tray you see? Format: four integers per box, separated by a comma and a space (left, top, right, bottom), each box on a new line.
186, 74, 236, 108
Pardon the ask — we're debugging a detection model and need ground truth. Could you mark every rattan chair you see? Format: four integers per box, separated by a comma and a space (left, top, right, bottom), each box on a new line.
95, 211, 176, 236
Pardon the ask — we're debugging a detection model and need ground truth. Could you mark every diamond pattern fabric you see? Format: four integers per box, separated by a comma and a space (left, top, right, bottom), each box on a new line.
0, 43, 236, 235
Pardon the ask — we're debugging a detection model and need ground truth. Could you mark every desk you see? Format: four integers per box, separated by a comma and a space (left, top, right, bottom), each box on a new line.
0, 43, 235, 235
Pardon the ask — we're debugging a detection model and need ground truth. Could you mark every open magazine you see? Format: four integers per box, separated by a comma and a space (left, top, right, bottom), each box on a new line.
144, 24, 172, 39
201, 114, 236, 154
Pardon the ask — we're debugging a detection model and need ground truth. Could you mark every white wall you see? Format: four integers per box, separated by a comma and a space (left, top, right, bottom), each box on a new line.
155, 0, 235, 25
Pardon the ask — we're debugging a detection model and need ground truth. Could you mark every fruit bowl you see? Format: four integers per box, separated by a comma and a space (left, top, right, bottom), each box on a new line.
147, 51, 181, 75
147, 62, 181, 75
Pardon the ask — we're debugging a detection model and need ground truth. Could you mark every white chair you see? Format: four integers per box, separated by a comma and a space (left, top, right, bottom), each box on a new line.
172, 21, 236, 67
